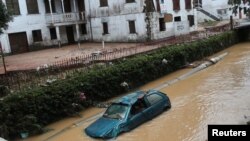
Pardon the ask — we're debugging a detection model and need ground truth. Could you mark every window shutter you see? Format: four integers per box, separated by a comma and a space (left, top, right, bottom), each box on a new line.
6, 0, 20, 15
173, 0, 180, 11
185, 0, 192, 10
26, 0, 39, 14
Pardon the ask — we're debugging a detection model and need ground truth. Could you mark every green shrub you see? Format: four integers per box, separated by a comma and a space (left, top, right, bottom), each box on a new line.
0, 31, 239, 139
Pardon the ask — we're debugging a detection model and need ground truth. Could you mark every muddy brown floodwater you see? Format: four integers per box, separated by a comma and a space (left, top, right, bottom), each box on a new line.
23, 42, 250, 141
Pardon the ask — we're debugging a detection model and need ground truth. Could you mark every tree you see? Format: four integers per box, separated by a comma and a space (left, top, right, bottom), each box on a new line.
0, 1, 12, 34
228, 0, 250, 18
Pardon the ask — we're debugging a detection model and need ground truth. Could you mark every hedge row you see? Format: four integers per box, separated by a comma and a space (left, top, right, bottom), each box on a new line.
0, 31, 239, 139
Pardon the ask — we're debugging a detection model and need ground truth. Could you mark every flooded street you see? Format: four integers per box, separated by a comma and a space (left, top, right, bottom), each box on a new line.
23, 42, 250, 141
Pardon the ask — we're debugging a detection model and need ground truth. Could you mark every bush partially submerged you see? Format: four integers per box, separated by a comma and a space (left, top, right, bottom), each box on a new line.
0, 31, 239, 139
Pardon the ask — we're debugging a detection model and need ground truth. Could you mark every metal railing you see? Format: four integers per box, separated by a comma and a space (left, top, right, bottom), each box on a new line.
0, 24, 231, 92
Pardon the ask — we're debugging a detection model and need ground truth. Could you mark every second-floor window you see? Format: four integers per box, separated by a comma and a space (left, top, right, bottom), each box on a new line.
173, 0, 180, 11
100, 0, 108, 7
26, 0, 39, 14
44, 0, 55, 13
6, 0, 20, 15
185, 0, 192, 10
126, 0, 135, 3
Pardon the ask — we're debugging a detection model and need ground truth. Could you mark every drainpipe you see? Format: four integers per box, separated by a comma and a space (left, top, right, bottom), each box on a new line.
88, 0, 93, 41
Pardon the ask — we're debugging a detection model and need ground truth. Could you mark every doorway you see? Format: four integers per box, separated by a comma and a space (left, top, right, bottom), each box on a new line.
66, 26, 75, 44
78, 0, 85, 20
64, 0, 72, 12
8, 32, 29, 54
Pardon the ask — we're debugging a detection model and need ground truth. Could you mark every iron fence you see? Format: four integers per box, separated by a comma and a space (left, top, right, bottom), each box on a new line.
0, 24, 231, 92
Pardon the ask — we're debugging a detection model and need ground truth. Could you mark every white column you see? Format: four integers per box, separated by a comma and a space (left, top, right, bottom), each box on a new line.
56, 26, 61, 47
73, 0, 77, 12
61, 0, 65, 13
76, 24, 80, 48
49, 0, 54, 23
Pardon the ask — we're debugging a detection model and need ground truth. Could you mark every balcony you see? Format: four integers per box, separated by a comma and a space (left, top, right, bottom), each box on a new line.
45, 12, 86, 25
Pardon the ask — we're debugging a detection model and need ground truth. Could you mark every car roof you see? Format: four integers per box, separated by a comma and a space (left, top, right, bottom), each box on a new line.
113, 90, 160, 105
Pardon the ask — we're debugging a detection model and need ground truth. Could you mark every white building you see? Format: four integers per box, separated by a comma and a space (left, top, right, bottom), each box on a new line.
194, 0, 249, 23
0, 0, 86, 54
0, 0, 197, 54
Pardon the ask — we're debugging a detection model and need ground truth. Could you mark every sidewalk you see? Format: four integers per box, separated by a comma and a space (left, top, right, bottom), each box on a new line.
0, 43, 138, 74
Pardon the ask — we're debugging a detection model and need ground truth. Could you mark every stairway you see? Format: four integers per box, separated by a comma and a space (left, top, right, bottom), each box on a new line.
197, 7, 221, 21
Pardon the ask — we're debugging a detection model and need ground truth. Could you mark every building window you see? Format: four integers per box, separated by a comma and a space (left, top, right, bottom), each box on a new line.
26, 0, 39, 14
174, 16, 181, 22
32, 30, 43, 42
81, 24, 87, 35
188, 15, 194, 27
50, 28, 57, 40
100, 0, 108, 7
160, 0, 164, 4
172, 0, 180, 11
128, 20, 136, 34
6, 0, 20, 15
185, 0, 192, 10
102, 22, 109, 35
193, 0, 202, 8
44, 0, 55, 13
217, 9, 227, 15
126, 0, 135, 3
159, 18, 166, 31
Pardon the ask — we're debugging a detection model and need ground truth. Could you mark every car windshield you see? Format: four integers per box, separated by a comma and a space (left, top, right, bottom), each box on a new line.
103, 103, 129, 120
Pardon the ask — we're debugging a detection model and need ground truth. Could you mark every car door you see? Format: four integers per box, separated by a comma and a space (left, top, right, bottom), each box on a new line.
143, 93, 165, 119
126, 107, 147, 130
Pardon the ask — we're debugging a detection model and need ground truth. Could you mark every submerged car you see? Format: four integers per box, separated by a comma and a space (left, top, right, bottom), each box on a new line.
84, 90, 171, 139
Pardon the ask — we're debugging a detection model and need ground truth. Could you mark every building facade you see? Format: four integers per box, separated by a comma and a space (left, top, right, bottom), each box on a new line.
0, 0, 87, 54
0, 0, 197, 54
194, 0, 249, 23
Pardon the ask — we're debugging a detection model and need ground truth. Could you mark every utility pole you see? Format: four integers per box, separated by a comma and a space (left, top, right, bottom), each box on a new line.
0, 43, 7, 74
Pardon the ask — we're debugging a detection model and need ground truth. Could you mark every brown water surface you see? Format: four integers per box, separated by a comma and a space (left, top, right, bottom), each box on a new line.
23, 42, 250, 141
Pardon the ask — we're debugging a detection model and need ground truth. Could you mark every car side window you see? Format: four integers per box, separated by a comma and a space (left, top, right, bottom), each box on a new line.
130, 99, 147, 116
146, 94, 163, 105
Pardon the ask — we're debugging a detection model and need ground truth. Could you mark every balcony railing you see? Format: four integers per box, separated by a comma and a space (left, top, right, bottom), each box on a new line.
45, 12, 86, 24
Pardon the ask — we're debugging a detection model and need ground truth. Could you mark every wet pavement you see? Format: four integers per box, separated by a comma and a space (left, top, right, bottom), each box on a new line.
0, 43, 138, 74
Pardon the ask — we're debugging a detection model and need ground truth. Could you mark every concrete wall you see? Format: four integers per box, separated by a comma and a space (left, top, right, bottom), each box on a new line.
0, 0, 62, 53
90, 13, 147, 42
85, 0, 197, 42
0, 0, 50, 53
0, 0, 87, 53
84, 0, 144, 18
0, 0, 199, 53
152, 0, 197, 39
84, 0, 147, 42
197, 0, 248, 23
